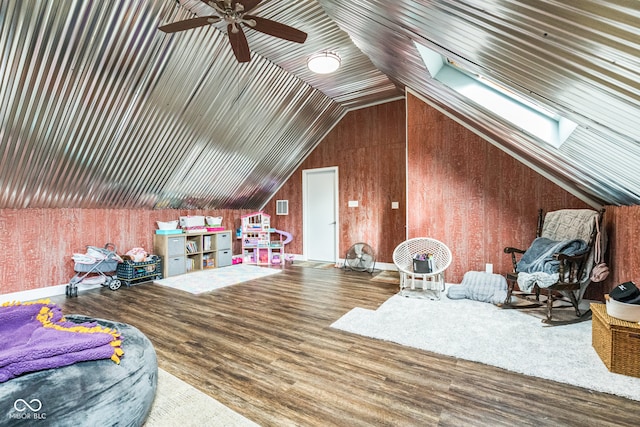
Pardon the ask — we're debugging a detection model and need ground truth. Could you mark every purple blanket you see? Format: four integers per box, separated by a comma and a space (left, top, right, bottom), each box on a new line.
0, 300, 124, 383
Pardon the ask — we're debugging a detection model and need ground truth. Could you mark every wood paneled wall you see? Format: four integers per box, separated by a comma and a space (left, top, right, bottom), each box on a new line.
4, 95, 634, 297
406, 93, 591, 283
0, 208, 249, 294
603, 206, 640, 291
263, 100, 407, 263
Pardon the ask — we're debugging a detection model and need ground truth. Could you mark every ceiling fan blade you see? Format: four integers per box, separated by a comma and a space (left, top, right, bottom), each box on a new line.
158, 16, 220, 33
245, 15, 307, 44
227, 24, 251, 62
237, 0, 262, 13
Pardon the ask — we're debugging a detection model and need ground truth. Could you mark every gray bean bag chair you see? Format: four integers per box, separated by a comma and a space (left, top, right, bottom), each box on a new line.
0, 315, 157, 427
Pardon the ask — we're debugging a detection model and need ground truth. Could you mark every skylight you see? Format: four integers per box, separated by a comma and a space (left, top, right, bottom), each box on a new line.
415, 43, 577, 148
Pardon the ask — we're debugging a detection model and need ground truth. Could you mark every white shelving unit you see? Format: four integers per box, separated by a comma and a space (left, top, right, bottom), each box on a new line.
154, 230, 232, 278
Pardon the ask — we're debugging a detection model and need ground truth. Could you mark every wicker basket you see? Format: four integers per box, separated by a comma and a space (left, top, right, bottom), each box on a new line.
591, 303, 640, 378
116, 255, 162, 286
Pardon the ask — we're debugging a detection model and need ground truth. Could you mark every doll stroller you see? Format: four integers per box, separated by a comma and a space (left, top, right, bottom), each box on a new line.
67, 243, 122, 297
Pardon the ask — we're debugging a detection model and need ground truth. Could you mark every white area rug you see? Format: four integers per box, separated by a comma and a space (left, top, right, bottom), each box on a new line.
331, 292, 640, 401
145, 368, 259, 427
154, 264, 281, 294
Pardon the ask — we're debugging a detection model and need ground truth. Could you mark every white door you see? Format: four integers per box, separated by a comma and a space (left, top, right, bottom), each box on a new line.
303, 167, 338, 262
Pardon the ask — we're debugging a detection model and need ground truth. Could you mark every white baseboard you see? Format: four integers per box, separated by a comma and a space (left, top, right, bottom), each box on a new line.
0, 283, 102, 304
290, 254, 396, 271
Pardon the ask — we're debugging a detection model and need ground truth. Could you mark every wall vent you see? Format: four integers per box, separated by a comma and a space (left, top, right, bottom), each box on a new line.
276, 200, 289, 215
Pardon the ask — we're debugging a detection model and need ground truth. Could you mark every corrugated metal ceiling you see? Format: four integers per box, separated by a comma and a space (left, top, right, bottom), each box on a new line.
319, 0, 640, 206
2, 0, 639, 209
0, 0, 401, 209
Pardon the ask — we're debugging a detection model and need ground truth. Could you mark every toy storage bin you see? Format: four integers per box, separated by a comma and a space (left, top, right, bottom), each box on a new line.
179, 215, 205, 228
216, 249, 232, 267
117, 255, 162, 286
156, 220, 179, 230
215, 232, 232, 250
166, 256, 186, 276
206, 216, 223, 227
591, 303, 640, 378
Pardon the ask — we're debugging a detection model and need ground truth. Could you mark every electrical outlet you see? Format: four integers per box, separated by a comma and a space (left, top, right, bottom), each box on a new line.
391, 201, 399, 209
485, 263, 493, 274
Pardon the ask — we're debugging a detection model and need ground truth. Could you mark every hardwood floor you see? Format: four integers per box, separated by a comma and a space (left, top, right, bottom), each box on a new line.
51, 266, 640, 427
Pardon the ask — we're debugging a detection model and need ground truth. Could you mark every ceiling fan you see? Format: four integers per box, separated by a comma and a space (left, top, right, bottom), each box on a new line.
158, 0, 307, 63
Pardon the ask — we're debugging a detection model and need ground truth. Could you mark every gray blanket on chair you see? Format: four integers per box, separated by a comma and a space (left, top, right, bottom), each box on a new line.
516, 237, 588, 275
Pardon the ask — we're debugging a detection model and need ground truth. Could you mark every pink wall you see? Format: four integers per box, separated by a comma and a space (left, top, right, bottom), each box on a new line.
3, 94, 634, 299
263, 100, 407, 262
602, 206, 640, 295
406, 93, 591, 283
0, 208, 248, 294
264, 94, 603, 289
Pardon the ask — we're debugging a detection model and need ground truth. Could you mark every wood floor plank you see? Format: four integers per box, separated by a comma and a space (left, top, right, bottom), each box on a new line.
50, 266, 640, 426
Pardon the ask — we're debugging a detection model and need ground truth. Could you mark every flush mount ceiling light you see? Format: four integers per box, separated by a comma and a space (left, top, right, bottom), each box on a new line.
307, 51, 341, 74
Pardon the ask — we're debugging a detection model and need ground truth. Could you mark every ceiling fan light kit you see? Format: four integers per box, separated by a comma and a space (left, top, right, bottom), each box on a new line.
307, 51, 341, 74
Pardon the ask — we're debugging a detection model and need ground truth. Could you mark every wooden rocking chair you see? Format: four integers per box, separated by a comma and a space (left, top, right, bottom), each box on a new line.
501, 208, 604, 325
